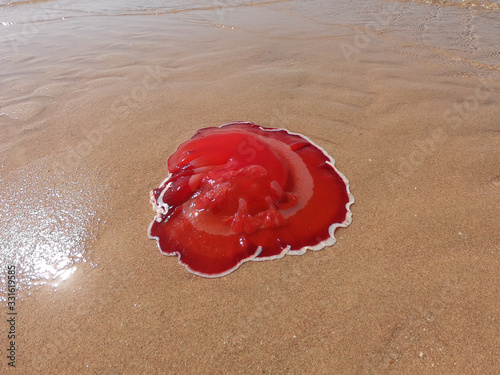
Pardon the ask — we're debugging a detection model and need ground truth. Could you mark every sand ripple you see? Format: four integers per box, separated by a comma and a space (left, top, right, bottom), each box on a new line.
1, 101, 44, 121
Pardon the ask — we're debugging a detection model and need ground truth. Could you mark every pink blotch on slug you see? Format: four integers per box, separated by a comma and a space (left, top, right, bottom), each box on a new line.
148, 122, 354, 277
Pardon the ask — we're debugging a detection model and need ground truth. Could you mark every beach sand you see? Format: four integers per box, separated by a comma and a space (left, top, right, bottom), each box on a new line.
1, 0, 500, 373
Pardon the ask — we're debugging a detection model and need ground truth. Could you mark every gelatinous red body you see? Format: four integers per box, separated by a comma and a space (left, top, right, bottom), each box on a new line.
148, 122, 354, 277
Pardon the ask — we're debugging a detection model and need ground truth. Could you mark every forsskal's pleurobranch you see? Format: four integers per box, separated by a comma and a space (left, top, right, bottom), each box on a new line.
149, 122, 354, 277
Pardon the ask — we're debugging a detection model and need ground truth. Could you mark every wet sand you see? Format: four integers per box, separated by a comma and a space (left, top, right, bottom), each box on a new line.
1, 0, 500, 373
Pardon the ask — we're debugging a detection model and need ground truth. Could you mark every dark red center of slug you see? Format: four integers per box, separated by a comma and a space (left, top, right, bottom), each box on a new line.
160, 131, 298, 234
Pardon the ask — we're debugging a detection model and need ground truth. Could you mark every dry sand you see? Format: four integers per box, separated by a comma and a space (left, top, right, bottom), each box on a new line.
1, 0, 500, 374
